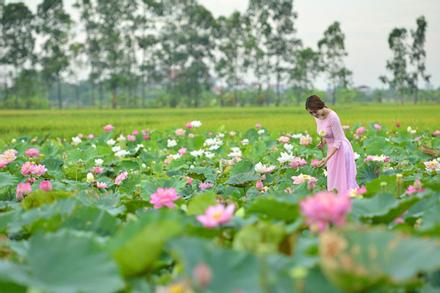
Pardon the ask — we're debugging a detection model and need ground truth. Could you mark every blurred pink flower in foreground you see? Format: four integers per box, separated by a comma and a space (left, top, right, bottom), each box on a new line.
150, 187, 180, 209
39, 180, 52, 192
16, 182, 32, 200
115, 171, 128, 185
103, 124, 114, 132
196, 204, 235, 228
300, 191, 352, 232
374, 123, 382, 131
25, 148, 40, 158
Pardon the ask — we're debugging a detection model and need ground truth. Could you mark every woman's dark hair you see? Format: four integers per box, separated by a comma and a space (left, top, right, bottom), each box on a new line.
305, 95, 326, 111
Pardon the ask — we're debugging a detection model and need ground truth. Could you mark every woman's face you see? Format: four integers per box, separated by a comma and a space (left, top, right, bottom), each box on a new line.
307, 108, 326, 120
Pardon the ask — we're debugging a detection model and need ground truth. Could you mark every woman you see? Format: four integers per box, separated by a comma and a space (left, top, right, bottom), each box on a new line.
305, 95, 358, 196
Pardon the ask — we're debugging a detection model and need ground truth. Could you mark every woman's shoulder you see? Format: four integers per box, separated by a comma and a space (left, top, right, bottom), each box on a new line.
327, 109, 340, 122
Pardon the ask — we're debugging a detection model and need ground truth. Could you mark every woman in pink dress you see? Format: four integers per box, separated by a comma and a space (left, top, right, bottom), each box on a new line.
305, 95, 358, 196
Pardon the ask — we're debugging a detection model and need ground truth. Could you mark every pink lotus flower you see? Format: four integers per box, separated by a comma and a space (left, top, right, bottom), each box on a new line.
277, 136, 290, 144
300, 136, 312, 146
311, 159, 320, 168
87, 134, 94, 139
33, 164, 47, 176
196, 204, 235, 228
96, 182, 108, 189
115, 171, 128, 185
300, 192, 352, 232
132, 129, 139, 135
178, 148, 187, 155
175, 128, 186, 136
149, 187, 180, 209
39, 180, 52, 192
0, 150, 16, 168
255, 123, 262, 129
290, 157, 307, 169
199, 182, 213, 191
374, 123, 382, 131
127, 135, 136, 142
103, 124, 114, 132
143, 134, 150, 140
92, 166, 104, 174
355, 127, 366, 138
0, 159, 7, 169
21, 162, 47, 176
433, 130, 440, 137
192, 263, 212, 288
186, 177, 193, 185
185, 122, 193, 129
256, 180, 264, 190
25, 148, 40, 158
406, 179, 424, 195
307, 178, 317, 190
16, 182, 32, 200
348, 185, 367, 198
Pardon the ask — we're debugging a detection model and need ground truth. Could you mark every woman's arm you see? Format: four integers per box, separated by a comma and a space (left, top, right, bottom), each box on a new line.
318, 115, 344, 167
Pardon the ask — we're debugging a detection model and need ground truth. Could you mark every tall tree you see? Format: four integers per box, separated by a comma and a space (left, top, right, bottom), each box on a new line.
244, 0, 272, 104
36, 0, 72, 109
290, 47, 320, 105
380, 28, 409, 104
215, 12, 246, 105
318, 21, 352, 104
1, 2, 35, 104
157, 0, 215, 107
73, 0, 102, 107
265, 0, 301, 105
408, 16, 430, 104
94, 0, 133, 109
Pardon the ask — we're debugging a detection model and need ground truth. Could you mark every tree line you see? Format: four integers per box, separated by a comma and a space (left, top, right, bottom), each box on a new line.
0, 0, 434, 109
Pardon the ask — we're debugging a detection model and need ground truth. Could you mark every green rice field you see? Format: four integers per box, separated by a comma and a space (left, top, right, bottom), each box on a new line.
1, 104, 439, 141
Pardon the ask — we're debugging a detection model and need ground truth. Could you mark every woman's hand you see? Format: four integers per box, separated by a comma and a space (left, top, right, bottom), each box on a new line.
317, 158, 327, 168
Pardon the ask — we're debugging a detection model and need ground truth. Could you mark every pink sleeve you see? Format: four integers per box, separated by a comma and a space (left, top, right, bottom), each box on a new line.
329, 114, 344, 149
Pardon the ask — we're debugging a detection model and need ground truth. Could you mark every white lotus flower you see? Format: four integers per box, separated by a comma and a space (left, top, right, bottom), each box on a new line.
117, 134, 126, 142
284, 144, 293, 152
277, 152, 295, 164
86, 172, 95, 183
254, 162, 276, 174
115, 150, 130, 158
167, 139, 177, 148
191, 120, 202, 128
95, 159, 103, 166
71, 136, 82, 146
106, 139, 116, 146
190, 149, 204, 157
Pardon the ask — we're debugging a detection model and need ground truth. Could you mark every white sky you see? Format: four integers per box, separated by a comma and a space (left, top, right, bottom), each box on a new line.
6, 0, 440, 88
